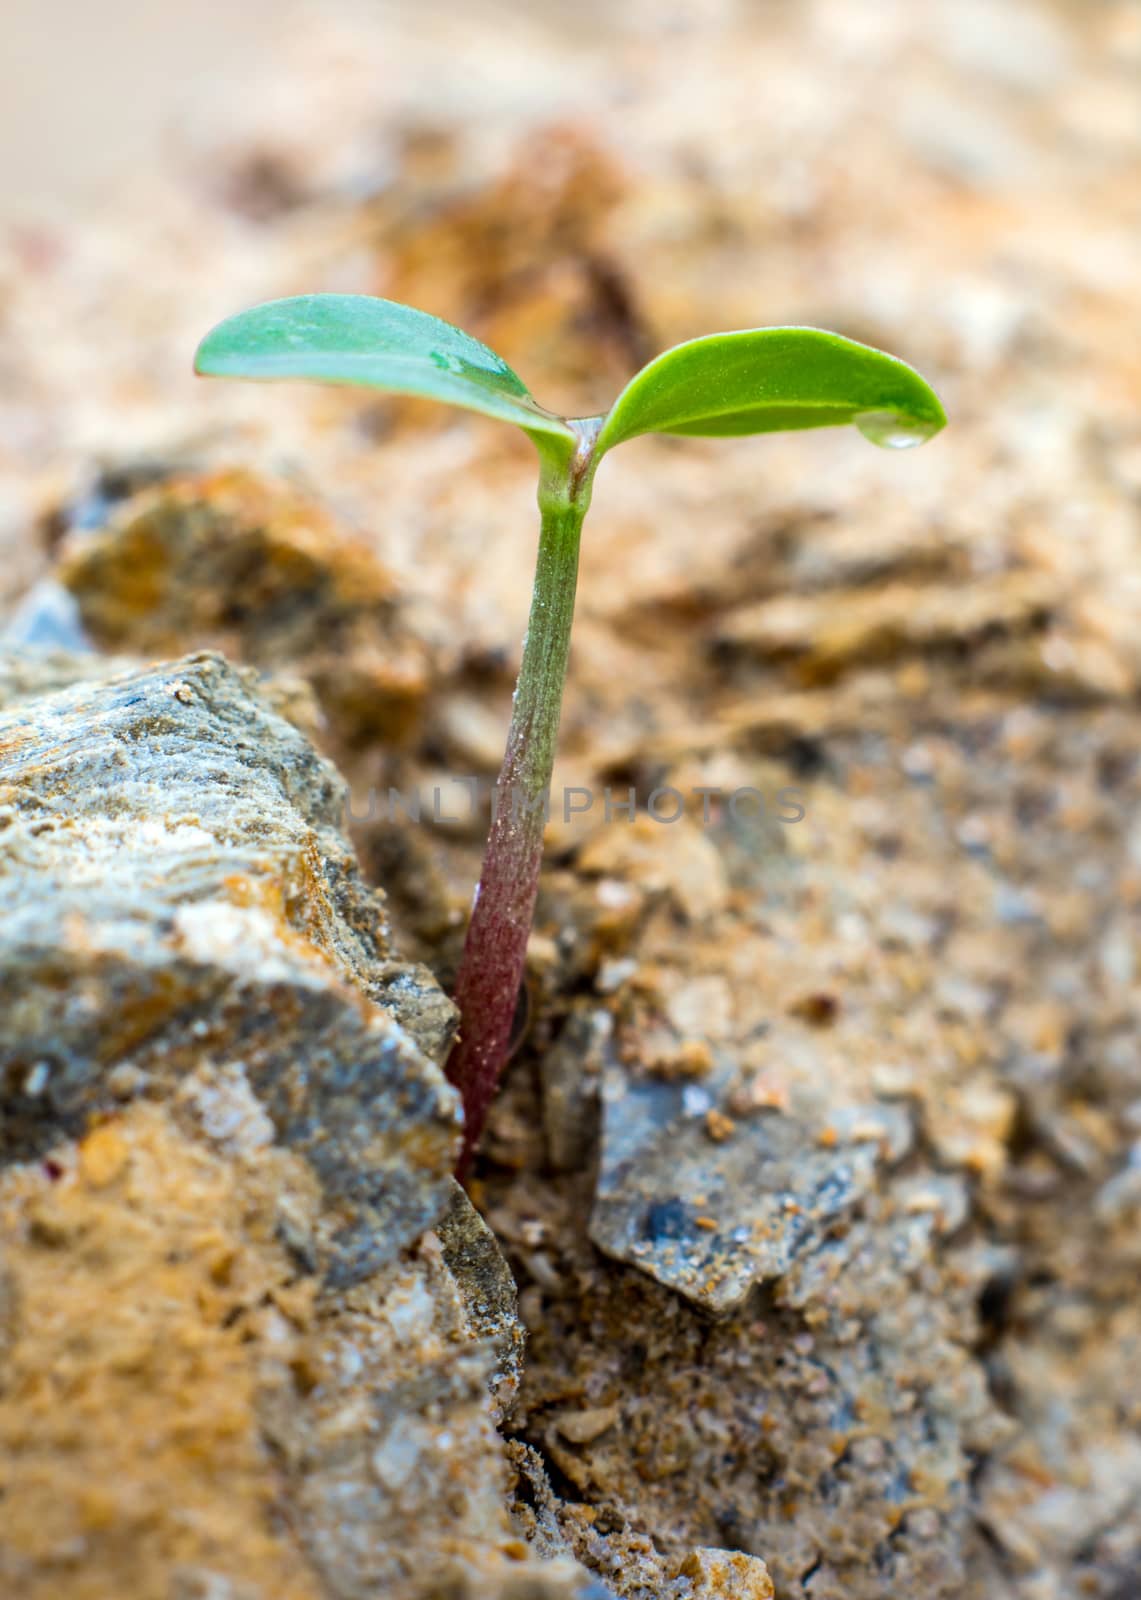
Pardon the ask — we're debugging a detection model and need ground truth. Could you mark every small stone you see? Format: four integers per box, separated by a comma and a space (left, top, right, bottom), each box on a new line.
676, 1039, 714, 1078
56, 469, 430, 747
596, 957, 638, 994
872, 1063, 917, 1098
0, 651, 461, 1282
436, 693, 511, 771
78, 1124, 130, 1189
371, 1418, 429, 1491
665, 975, 733, 1040
682, 1085, 714, 1117
728, 1073, 790, 1116
556, 1404, 621, 1445
787, 991, 840, 1027
676, 1547, 774, 1598
704, 1109, 736, 1143
578, 814, 729, 921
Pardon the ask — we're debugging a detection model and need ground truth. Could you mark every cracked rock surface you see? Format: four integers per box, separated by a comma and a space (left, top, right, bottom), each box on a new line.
0, 650, 599, 1600
0, 650, 459, 1283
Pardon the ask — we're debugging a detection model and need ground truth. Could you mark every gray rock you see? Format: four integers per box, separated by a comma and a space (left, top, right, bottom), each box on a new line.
590, 1047, 911, 1315
437, 1177, 527, 1414
1, 580, 92, 652
0, 647, 607, 1600
0, 649, 460, 1283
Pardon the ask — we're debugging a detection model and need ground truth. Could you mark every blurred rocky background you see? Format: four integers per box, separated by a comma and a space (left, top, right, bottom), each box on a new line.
1, 1, 1139, 1598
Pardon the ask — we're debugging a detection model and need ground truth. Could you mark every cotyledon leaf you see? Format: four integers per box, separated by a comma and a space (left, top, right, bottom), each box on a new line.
194, 293, 577, 449
594, 326, 946, 456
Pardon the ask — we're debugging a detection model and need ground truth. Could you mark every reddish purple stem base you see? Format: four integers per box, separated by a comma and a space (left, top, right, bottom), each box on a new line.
446, 757, 547, 1176
445, 490, 585, 1175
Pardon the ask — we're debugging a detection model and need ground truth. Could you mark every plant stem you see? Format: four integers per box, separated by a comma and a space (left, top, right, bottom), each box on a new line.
447, 427, 597, 1173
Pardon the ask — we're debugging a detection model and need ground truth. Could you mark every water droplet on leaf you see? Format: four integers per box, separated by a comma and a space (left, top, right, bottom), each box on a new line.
855, 410, 939, 450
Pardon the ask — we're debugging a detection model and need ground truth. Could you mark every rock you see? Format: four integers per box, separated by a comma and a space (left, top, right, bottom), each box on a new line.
54, 468, 433, 748
590, 1046, 911, 1315
0, 648, 602, 1600
436, 1178, 526, 1414
0, 646, 134, 705
676, 1548, 774, 1599
0, 650, 459, 1283
0, 1101, 330, 1600
713, 572, 1060, 684
555, 1405, 621, 1446
525, 1166, 1010, 1600
539, 1004, 609, 1173
435, 691, 514, 773
576, 814, 729, 922
1, 579, 91, 652
0, 1103, 595, 1600
929, 0, 1068, 94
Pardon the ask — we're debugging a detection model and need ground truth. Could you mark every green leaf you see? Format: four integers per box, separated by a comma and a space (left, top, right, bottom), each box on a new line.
194, 294, 576, 449
595, 327, 946, 456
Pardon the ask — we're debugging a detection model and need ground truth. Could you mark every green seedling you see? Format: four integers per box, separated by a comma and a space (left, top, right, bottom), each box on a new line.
195, 294, 945, 1170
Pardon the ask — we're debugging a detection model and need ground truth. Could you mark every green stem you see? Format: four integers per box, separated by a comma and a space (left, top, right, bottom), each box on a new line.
446, 423, 599, 1172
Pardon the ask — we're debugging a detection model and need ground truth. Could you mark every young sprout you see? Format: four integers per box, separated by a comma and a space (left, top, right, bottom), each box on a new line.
195, 295, 945, 1171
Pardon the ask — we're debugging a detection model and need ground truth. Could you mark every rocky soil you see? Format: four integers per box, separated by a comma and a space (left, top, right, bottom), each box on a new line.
1, 1, 1139, 1597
